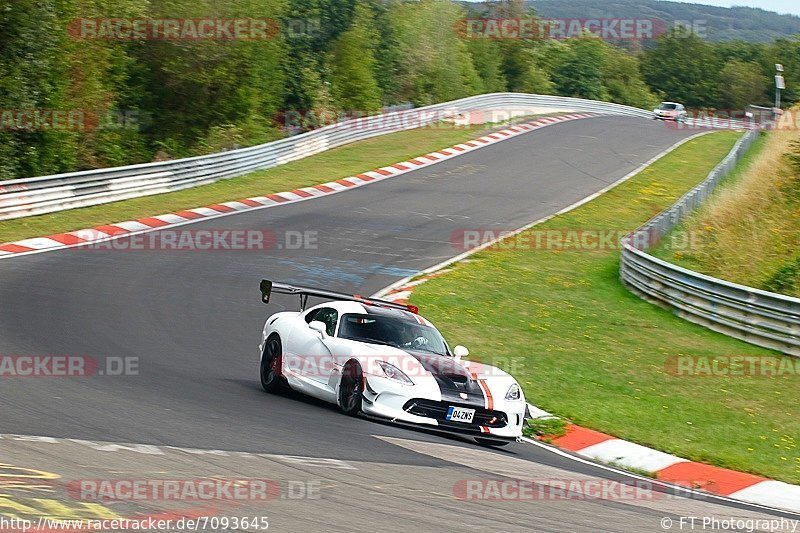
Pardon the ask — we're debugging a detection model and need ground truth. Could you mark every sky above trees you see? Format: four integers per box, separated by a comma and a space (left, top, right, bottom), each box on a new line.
464, 0, 800, 17
658, 1, 800, 16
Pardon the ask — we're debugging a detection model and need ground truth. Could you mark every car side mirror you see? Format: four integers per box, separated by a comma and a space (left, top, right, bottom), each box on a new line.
309, 321, 328, 338
453, 345, 469, 359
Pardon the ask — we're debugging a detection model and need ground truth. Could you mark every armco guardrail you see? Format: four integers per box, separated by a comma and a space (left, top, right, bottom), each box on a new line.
0, 93, 653, 220
621, 130, 800, 356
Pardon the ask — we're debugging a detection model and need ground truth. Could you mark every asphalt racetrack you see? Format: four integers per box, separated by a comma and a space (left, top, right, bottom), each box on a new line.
1, 117, 794, 531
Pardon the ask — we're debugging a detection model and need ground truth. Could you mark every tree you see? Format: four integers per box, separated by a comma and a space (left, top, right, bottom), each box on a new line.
367, 0, 401, 102
715, 40, 766, 63
329, 1, 382, 113
718, 60, 768, 109
641, 27, 722, 108
388, 0, 483, 105
135, 0, 287, 154
9, 0, 793, 181
467, 40, 507, 93
551, 38, 608, 101
0, 0, 78, 178
601, 45, 659, 108
767, 38, 800, 105
514, 62, 555, 94
282, 0, 326, 112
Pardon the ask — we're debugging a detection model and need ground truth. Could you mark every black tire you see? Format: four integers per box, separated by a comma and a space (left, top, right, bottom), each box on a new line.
338, 360, 363, 416
475, 437, 511, 447
260, 335, 284, 393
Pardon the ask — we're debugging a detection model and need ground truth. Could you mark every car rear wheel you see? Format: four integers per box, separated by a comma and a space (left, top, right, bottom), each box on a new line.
475, 437, 511, 447
338, 360, 363, 416
260, 335, 284, 393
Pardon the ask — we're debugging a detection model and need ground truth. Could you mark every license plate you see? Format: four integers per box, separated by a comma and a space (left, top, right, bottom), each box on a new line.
446, 406, 475, 423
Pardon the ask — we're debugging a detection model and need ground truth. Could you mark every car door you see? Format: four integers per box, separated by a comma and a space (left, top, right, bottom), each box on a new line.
281, 309, 318, 384
292, 307, 339, 397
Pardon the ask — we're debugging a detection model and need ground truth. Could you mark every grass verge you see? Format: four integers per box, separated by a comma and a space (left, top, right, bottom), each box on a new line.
523, 417, 567, 441
650, 128, 800, 297
410, 131, 800, 484
0, 121, 515, 244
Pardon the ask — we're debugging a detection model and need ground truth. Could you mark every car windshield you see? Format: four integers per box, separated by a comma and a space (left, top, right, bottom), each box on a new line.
338, 313, 449, 355
659, 103, 678, 110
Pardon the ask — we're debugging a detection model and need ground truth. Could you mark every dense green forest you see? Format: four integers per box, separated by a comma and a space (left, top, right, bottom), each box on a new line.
1, 0, 798, 180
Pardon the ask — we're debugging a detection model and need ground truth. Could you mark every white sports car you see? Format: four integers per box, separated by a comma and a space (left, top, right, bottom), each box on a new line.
258, 281, 527, 446
653, 101, 688, 122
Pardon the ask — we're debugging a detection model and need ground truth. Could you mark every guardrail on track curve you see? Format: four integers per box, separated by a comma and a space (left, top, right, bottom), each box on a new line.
620, 130, 800, 357
0, 93, 657, 220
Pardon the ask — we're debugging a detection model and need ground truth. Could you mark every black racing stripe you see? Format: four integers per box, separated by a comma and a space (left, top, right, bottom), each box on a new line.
404, 351, 486, 408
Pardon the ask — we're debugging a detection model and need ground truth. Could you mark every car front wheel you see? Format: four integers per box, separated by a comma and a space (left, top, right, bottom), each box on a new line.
260, 335, 284, 393
338, 360, 363, 416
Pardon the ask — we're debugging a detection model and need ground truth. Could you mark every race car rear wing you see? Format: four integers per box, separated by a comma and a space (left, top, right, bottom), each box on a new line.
260, 279, 419, 314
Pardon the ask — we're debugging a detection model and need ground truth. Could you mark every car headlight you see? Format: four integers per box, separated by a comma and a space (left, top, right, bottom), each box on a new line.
377, 361, 414, 385
505, 383, 522, 401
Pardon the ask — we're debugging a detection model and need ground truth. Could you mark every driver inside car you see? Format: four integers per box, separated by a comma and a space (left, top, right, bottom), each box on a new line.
399, 326, 429, 350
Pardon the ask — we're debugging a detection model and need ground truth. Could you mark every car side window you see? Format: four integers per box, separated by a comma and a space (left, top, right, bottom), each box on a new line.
314, 307, 339, 337
304, 308, 320, 324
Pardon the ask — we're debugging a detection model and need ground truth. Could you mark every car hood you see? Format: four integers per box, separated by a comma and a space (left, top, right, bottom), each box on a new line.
342, 340, 500, 408
404, 349, 490, 407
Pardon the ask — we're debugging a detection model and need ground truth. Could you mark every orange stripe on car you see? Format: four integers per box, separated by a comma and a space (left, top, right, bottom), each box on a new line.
477, 379, 493, 410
